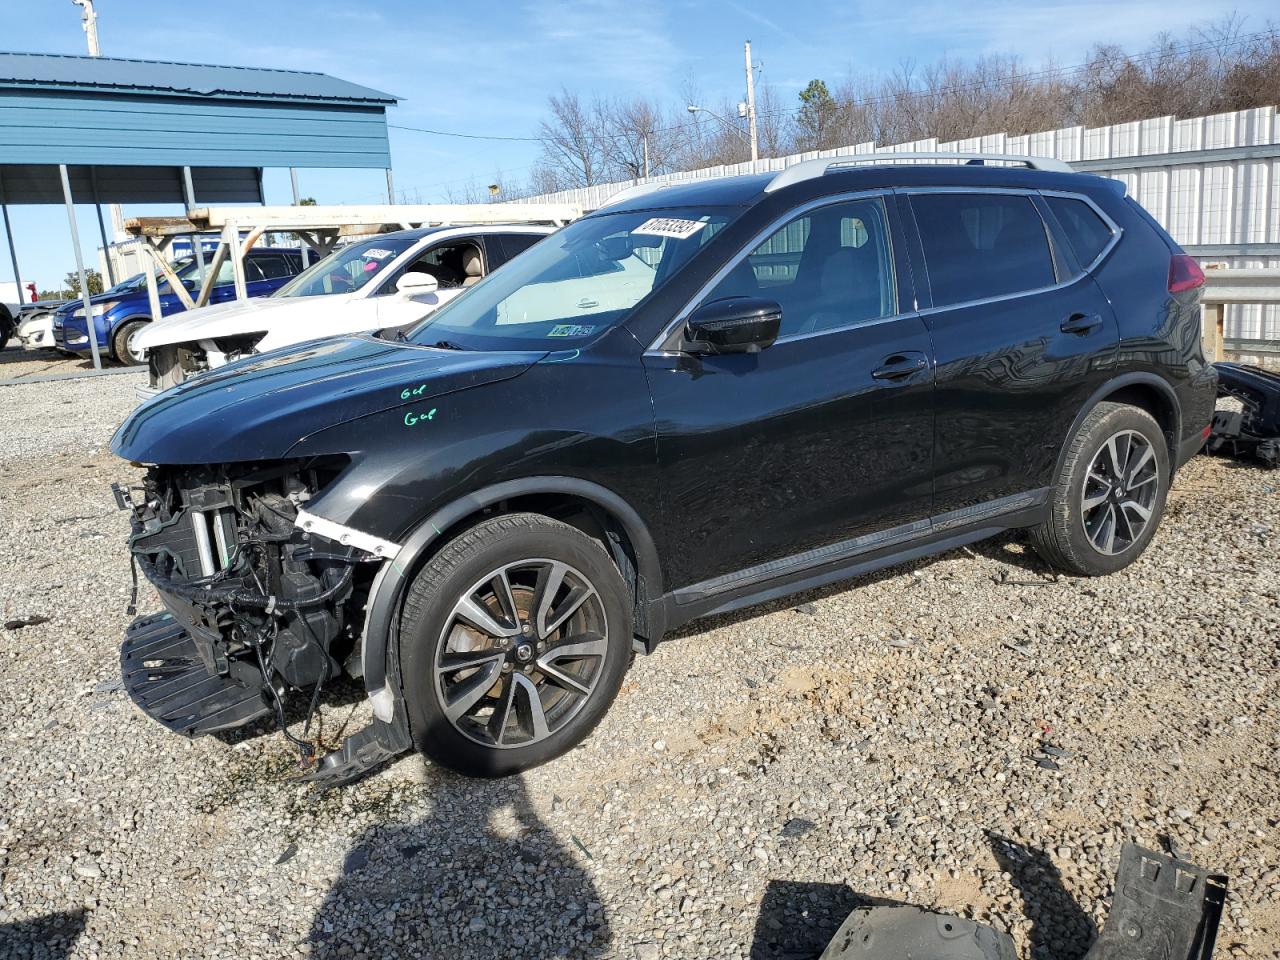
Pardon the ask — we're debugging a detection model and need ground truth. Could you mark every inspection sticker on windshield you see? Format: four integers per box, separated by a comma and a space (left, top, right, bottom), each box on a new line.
362, 248, 395, 260
633, 217, 706, 240
548, 324, 595, 337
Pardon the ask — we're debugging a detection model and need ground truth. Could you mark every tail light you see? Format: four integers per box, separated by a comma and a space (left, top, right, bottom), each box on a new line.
1168, 255, 1205, 293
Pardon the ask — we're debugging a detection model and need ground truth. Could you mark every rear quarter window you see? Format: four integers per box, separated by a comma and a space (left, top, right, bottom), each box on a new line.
1044, 196, 1115, 266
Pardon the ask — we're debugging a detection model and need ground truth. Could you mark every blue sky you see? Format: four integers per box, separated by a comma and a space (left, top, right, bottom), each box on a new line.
2, 0, 1274, 293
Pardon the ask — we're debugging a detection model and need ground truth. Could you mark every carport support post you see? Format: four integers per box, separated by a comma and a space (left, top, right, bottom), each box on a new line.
1, 194, 23, 307
88, 167, 115, 287
226, 222, 248, 302
182, 167, 206, 287
59, 164, 103, 370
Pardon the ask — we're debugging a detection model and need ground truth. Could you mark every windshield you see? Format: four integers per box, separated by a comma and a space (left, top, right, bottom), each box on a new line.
273, 236, 418, 298
403, 208, 736, 349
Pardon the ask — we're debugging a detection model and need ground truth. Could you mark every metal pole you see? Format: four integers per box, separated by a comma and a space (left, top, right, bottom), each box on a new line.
642, 135, 650, 179
182, 166, 206, 288
88, 167, 115, 287
60, 163, 103, 370
143, 244, 163, 326
73, 0, 100, 55
744, 40, 759, 164
226, 222, 248, 302
289, 168, 308, 266
0, 173, 26, 307
386, 168, 395, 204
94, 204, 115, 286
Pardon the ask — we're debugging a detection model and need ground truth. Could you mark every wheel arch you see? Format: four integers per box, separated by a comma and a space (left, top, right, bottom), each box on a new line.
360, 476, 665, 720
108, 314, 152, 358
1056, 373, 1181, 480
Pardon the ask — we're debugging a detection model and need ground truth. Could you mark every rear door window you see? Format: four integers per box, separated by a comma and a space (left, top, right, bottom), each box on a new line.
495, 233, 545, 264
1044, 196, 1115, 267
251, 254, 296, 280
911, 193, 1055, 307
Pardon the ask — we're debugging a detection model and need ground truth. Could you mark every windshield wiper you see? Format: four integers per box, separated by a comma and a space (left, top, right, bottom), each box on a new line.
430, 340, 466, 351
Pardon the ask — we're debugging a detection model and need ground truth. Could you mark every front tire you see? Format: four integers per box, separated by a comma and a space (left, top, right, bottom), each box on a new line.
399, 513, 632, 777
1030, 402, 1169, 576
111, 318, 149, 366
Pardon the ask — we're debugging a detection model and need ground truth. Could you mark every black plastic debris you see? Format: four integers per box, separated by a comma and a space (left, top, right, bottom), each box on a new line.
4, 615, 50, 631
818, 843, 1225, 960
1083, 844, 1226, 960
781, 817, 817, 839
274, 842, 298, 865
820, 904, 1016, 960
1206, 363, 1280, 469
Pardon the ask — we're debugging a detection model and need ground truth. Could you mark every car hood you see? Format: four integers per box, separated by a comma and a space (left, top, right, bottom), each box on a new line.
112, 335, 548, 464
133, 295, 356, 350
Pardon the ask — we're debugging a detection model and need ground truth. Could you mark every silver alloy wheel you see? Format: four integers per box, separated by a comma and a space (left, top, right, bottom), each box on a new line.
433, 558, 609, 749
1079, 429, 1160, 556
125, 325, 147, 364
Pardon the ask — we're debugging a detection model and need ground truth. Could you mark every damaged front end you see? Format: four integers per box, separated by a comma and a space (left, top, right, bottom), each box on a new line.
116, 457, 410, 785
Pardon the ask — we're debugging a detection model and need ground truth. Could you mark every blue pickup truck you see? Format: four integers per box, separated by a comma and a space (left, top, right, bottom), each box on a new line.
54, 248, 304, 364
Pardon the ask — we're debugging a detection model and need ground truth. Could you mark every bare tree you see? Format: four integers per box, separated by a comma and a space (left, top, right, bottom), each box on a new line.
518, 16, 1280, 195
536, 88, 607, 189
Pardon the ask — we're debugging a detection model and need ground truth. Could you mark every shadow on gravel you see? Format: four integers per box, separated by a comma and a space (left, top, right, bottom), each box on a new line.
210, 674, 369, 748
0, 908, 88, 959
988, 833, 1097, 960
749, 880, 899, 960
309, 772, 609, 958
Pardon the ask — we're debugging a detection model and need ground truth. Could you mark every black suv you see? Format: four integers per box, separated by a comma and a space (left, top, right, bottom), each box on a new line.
112, 154, 1216, 784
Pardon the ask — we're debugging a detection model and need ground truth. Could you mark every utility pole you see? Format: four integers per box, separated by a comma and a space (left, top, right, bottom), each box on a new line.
642, 134, 650, 179
73, 1, 127, 257
744, 40, 759, 164
72, 0, 100, 55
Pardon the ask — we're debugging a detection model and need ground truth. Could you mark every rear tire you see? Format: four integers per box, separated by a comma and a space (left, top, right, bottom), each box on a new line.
399, 513, 632, 777
0, 306, 13, 351
1030, 402, 1169, 576
111, 318, 149, 366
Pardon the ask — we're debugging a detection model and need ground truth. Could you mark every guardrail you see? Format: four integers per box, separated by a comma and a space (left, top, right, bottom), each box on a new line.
1201, 269, 1280, 363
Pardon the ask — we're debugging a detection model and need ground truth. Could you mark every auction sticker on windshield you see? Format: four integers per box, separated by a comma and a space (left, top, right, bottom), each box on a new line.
632, 217, 707, 240
548, 324, 595, 337
362, 249, 395, 260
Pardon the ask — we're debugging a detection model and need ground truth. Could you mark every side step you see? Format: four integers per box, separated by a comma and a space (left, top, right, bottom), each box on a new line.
121, 613, 271, 736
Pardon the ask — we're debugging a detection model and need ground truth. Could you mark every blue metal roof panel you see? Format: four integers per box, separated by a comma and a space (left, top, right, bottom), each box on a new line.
0, 52, 397, 104
0, 90, 392, 168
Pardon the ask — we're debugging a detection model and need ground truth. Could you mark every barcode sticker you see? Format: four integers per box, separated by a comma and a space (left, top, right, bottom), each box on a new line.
632, 217, 707, 240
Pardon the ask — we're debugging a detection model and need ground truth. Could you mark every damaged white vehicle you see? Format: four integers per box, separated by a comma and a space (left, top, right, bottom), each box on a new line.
133, 224, 554, 399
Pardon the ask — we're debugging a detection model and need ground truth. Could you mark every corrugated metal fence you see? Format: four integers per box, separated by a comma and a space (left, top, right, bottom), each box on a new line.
519, 106, 1280, 343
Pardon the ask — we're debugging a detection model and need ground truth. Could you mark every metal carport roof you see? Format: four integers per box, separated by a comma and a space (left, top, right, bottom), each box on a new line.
0, 51, 399, 179
0, 51, 400, 368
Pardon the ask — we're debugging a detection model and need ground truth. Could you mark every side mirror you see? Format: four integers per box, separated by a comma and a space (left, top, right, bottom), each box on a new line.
396, 272, 439, 297
685, 297, 782, 354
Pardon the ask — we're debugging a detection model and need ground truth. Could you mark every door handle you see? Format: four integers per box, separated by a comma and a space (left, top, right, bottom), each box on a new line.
871, 353, 928, 380
1060, 312, 1103, 335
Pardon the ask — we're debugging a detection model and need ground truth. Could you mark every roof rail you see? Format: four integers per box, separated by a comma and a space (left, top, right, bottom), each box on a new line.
597, 181, 673, 209
764, 151, 1074, 193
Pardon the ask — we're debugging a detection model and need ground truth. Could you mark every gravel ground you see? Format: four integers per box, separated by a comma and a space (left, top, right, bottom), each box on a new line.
1, 354, 1278, 960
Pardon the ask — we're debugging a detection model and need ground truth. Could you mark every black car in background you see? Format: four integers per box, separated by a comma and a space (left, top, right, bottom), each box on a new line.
111, 154, 1216, 784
